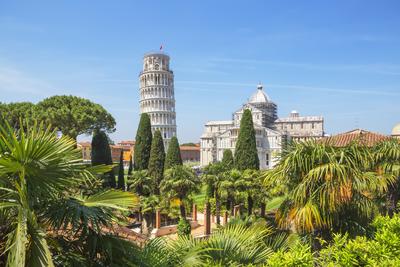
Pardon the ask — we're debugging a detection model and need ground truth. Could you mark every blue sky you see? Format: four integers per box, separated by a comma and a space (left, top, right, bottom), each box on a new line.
1, 1, 399, 143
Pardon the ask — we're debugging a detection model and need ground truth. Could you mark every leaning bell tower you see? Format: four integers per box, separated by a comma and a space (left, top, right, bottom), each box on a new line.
139, 51, 177, 149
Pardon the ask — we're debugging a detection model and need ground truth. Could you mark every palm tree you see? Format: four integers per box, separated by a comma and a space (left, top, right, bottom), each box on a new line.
161, 165, 200, 219
265, 140, 394, 249
374, 138, 400, 217
0, 122, 138, 266
235, 169, 260, 216
220, 169, 242, 215
131, 220, 291, 266
202, 162, 225, 224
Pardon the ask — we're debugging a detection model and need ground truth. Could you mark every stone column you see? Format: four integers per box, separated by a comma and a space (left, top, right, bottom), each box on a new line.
192, 204, 197, 222
155, 209, 161, 229
223, 211, 229, 225
204, 203, 211, 236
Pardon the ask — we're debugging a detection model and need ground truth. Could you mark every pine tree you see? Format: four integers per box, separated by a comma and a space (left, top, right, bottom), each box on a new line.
234, 109, 259, 170
117, 150, 125, 190
221, 149, 234, 170
134, 113, 152, 170
91, 130, 116, 188
165, 136, 182, 169
148, 130, 165, 194
127, 155, 133, 176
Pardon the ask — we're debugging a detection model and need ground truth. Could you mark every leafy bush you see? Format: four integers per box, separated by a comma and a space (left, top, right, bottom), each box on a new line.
319, 214, 400, 266
177, 218, 191, 237
267, 242, 313, 267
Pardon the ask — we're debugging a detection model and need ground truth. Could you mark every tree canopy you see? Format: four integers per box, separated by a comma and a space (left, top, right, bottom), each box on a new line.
35, 95, 115, 140
134, 113, 152, 171
91, 130, 116, 188
165, 136, 182, 169
234, 109, 259, 170
148, 130, 165, 194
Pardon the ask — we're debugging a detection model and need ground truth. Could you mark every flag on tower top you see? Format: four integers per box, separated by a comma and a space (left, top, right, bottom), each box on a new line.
160, 44, 163, 50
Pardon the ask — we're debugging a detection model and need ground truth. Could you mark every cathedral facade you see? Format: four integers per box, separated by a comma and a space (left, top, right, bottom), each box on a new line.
139, 52, 177, 148
200, 84, 324, 169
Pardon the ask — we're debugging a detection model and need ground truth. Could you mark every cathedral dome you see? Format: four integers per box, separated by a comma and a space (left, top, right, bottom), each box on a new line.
249, 84, 270, 103
392, 123, 400, 136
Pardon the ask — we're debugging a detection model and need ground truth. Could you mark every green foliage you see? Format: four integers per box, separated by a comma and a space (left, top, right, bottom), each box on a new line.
161, 165, 200, 218
148, 130, 165, 194
221, 149, 234, 170
128, 155, 133, 176
134, 113, 152, 171
91, 130, 116, 188
374, 138, 400, 216
234, 109, 259, 170
318, 214, 400, 266
133, 222, 289, 266
0, 102, 36, 129
127, 170, 153, 196
0, 121, 138, 266
36, 95, 115, 140
177, 218, 191, 237
267, 243, 314, 267
165, 136, 182, 169
181, 142, 198, 147
266, 141, 394, 238
117, 151, 125, 189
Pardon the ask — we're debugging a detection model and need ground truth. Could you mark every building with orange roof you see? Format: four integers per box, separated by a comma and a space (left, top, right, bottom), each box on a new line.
180, 144, 200, 163
321, 129, 389, 147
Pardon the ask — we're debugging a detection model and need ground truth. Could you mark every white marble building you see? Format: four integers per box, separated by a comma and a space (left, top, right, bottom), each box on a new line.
200, 84, 283, 169
139, 52, 176, 148
200, 84, 325, 169
275, 111, 324, 141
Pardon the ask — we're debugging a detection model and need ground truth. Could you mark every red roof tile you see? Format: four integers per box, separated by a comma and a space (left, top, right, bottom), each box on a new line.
321, 129, 389, 147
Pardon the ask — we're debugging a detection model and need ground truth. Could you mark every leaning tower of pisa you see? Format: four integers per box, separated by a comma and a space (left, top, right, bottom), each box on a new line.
139, 51, 177, 149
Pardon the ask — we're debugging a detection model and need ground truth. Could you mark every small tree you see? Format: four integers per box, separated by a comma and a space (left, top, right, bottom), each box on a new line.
117, 150, 125, 190
221, 149, 234, 170
91, 130, 115, 188
148, 130, 165, 194
177, 218, 191, 237
127, 155, 133, 176
165, 136, 182, 169
161, 165, 200, 218
134, 113, 152, 171
234, 109, 259, 170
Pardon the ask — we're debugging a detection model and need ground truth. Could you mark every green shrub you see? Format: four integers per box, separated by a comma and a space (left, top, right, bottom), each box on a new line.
177, 218, 191, 237
267, 242, 313, 267
319, 214, 400, 266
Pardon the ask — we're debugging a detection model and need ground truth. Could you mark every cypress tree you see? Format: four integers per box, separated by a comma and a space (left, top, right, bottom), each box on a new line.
221, 149, 234, 170
127, 155, 133, 176
134, 113, 152, 170
148, 130, 165, 194
117, 150, 125, 190
165, 136, 182, 169
91, 130, 116, 188
234, 109, 259, 170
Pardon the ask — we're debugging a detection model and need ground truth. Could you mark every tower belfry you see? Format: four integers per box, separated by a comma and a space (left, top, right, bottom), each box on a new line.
139, 51, 177, 148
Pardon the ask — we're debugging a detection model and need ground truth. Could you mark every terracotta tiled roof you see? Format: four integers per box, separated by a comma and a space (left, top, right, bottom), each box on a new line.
118, 140, 135, 146
321, 129, 389, 147
180, 145, 200, 151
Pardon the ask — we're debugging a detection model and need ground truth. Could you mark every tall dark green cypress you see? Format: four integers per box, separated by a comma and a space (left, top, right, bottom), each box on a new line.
221, 149, 234, 170
91, 130, 116, 188
148, 130, 165, 194
127, 155, 133, 176
165, 136, 182, 169
134, 113, 152, 170
234, 109, 259, 170
117, 150, 125, 190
